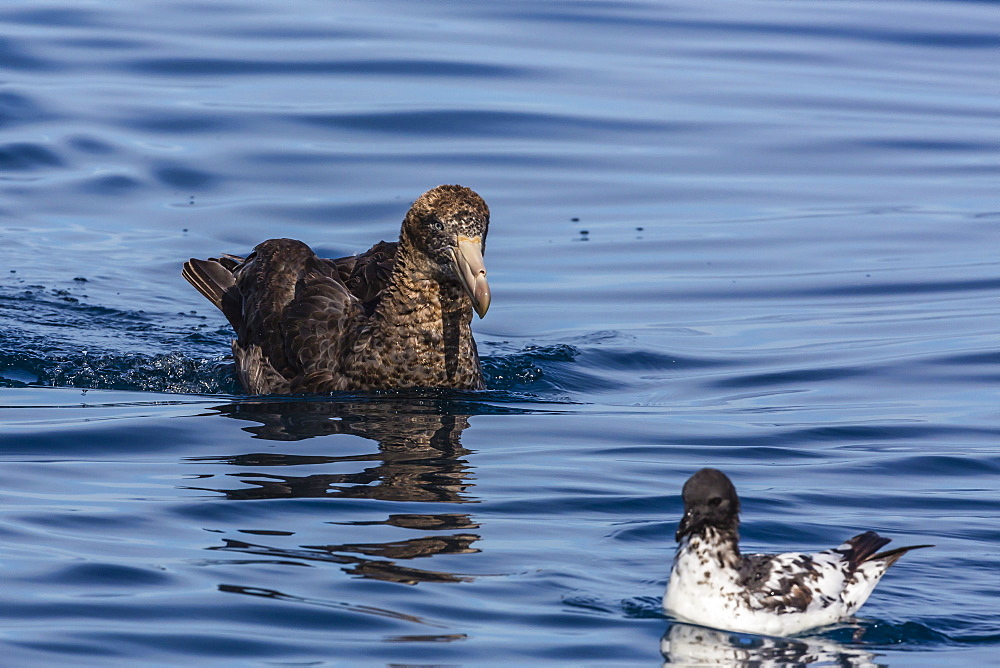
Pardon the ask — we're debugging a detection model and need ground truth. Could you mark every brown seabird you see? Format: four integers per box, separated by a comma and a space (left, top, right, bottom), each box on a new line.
182, 184, 491, 394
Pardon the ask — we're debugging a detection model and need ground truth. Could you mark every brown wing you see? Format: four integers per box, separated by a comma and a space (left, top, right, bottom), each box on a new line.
343, 240, 397, 313
320, 256, 357, 285
185, 238, 363, 394
235, 239, 360, 386
312, 241, 396, 316
280, 259, 360, 389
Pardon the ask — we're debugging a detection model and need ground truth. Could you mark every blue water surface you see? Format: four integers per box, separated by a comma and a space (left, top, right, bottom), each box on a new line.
1, 0, 998, 664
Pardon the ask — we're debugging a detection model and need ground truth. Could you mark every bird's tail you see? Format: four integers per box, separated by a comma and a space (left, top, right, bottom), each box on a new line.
182, 258, 235, 309
182, 257, 243, 330
846, 531, 933, 569
871, 543, 935, 567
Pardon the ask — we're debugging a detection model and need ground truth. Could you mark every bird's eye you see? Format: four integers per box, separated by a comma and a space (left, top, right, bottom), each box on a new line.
431, 219, 444, 232
708, 496, 722, 507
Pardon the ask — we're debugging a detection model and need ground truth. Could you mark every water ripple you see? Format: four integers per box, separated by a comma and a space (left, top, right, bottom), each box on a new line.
293, 109, 694, 139
127, 57, 533, 79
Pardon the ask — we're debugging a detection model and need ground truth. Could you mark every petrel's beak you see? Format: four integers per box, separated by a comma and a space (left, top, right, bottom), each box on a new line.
675, 510, 696, 542
451, 236, 490, 318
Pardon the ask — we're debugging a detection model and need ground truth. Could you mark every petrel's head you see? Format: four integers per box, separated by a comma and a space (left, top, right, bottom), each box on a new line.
403, 184, 491, 318
676, 468, 741, 541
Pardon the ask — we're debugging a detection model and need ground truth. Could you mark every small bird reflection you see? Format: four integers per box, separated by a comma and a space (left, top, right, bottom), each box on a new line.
188, 397, 497, 585
660, 622, 880, 667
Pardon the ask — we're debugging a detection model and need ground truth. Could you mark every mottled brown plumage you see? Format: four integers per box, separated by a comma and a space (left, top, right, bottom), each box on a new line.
182, 185, 491, 394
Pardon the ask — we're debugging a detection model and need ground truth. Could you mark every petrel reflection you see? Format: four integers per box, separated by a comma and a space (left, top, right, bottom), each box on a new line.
188, 397, 504, 585
191, 398, 477, 503
660, 622, 878, 667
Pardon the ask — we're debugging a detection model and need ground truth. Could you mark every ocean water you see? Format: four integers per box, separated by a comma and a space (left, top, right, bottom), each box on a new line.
1, 0, 998, 664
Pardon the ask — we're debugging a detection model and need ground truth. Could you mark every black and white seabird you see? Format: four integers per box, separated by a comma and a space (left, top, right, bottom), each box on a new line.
663, 468, 932, 636
183, 185, 491, 394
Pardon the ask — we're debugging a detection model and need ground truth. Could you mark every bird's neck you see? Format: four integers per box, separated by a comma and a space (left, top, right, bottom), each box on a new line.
368, 241, 479, 388
680, 526, 742, 567
374, 241, 474, 346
